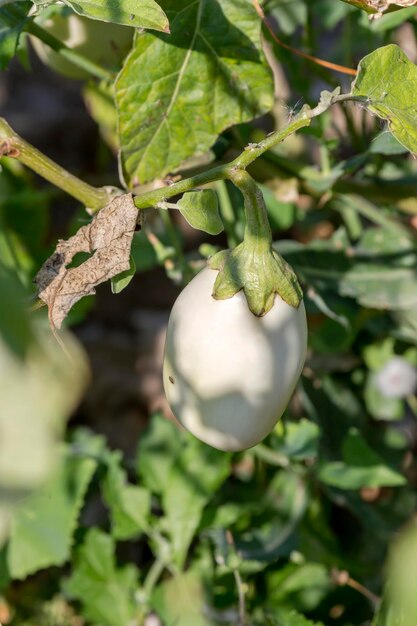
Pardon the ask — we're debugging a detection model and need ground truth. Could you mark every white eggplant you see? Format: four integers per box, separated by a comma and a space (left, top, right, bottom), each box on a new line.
163, 267, 307, 452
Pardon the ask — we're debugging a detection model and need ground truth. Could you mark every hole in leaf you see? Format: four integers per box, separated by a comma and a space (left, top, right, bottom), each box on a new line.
66, 251, 93, 269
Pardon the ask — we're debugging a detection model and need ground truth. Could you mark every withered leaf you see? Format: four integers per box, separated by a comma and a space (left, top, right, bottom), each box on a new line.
35, 194, 138, 329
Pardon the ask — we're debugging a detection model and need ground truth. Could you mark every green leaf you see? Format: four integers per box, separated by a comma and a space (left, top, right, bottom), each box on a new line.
177, 190, 223, 235
65, 528, 138, 626
0, 1, 31, 69
272, 419, 320, 460
116, 0, 274, 185
63, 0, 169, 31
111, 254, 136, 294
152, 571, 214, 626
374, 520, 417, 626
136, 413, 183, 494
352, 45, 417, 155
235, 471, 308, 562
317, 428, 406, 490
0, 268, 33, 358
7, 431, 104, 580
102, 451, 150, 540
267, 562, 331, 612
162, 440, 231, 568
368, 131, 408, 155
0, 324, 88, 547
368, 7, 417, 32
261, 608, 325, 626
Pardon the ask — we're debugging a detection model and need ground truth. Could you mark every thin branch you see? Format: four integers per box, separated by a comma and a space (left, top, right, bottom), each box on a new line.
0, 118, 114, 210
132, 91, 365, 211
252, 0, 358, 77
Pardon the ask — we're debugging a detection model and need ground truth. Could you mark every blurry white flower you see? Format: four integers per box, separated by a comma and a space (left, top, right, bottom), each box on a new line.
374, 357, 417, 399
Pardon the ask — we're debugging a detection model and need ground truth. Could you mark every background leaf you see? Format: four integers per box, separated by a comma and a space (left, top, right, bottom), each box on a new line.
0, 1, 31, 69
65, 528, 138, 626
7, 431, 104, 579
63, 0, 169, 31
102, 451, 150, 540
352, 45, 417, 155
317, 429, 406, 489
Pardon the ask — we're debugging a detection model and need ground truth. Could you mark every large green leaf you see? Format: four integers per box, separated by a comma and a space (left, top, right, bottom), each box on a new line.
0, 1, 31, 69
63, 0, 169, 31
65, 528, 138, 626
0, 322, 88, 547
116, 0, 274, 186
352, 45, 417, 155
7, 432, 104, 579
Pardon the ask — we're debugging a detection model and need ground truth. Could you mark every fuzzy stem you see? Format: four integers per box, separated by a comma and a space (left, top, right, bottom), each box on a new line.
0, 118, 112, 210
228, 169, 271, 250
26, 20, 114, 82
132, 92, 365, 212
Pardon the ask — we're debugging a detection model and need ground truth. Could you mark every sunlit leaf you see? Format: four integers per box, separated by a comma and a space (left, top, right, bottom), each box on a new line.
116, 0, 273, 185
353, 45, 417, 155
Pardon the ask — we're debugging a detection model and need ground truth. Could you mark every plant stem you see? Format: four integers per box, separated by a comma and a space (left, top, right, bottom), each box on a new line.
0, 118, 113, 210
133, 92, 365, 212
26, 20, 114, 82
228, 169, 271, 250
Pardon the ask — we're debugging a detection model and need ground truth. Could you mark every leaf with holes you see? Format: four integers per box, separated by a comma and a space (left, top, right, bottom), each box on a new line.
63, 0, 169, 31
177, 190, 223, 235
35, 194, 138, 329
116, 0, 274, 186
352, 45, 417, 154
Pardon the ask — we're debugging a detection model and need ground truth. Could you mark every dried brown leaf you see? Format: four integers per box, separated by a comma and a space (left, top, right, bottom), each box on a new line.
35, 193, 138, 329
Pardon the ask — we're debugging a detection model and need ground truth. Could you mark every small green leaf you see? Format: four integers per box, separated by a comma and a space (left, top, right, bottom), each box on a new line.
65, 528, 138, 626
353, 45, 417, 155
102, 451, 150, 540
63, 0, 169, 31
317, 428, 406, 490
177, 190, 223, 235
111, 254, 136, 294
8, 432, 104, 580
0, 1, 31, 69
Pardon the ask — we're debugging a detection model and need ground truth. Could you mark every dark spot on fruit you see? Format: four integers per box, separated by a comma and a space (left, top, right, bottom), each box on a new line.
169, 376, 175, 384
